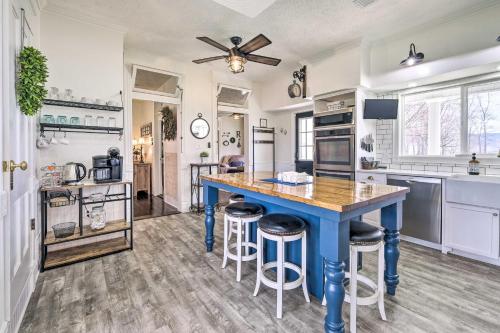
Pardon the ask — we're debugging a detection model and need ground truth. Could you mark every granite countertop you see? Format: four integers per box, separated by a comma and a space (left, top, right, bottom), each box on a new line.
201, 172, 409, 213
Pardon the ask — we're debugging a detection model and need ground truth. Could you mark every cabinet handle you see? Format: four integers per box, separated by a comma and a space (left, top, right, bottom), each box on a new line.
367, 176, 374, 180
493, 213, 498, 217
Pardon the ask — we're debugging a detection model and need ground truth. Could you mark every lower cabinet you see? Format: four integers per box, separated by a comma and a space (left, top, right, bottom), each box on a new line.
444, 202, 500, 259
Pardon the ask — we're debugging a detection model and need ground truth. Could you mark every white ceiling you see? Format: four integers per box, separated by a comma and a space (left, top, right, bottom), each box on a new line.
45, 0, 496, 81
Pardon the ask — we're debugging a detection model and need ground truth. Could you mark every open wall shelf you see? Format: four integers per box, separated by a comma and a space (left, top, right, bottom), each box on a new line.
43, 99, 123, 112
40, 123, 123, 135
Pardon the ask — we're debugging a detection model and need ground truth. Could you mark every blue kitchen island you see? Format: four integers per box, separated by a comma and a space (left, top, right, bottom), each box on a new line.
201, 172, 408, 333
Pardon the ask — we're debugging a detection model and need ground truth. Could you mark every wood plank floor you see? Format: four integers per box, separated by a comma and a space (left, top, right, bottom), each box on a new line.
20, 213, 500, 332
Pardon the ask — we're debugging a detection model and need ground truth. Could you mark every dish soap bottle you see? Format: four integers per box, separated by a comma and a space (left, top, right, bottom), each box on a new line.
468, 153, 480, 175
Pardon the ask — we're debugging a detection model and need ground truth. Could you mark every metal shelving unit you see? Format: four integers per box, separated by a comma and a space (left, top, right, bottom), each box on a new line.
252, 126, 275, 174
40, 181, 133, 271
43, 99, 123, 112
40, 123, 123, 135
190, 163, 219, 214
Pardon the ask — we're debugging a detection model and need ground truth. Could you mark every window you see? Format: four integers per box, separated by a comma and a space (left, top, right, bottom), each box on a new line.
400, 79, 500, 157
467, 81, 500, 154
297, 116, 313, 160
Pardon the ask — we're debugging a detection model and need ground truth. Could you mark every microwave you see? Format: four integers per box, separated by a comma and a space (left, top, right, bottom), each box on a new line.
314, 108, 354, 129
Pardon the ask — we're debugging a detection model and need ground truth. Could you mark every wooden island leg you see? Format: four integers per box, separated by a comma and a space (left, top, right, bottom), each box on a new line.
381, 202, 402, 296
203, 184, 219, 252
320, 217, 350, 333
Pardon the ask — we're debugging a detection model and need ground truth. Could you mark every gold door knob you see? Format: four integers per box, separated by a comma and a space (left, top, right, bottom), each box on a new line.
10, 160, 28, 172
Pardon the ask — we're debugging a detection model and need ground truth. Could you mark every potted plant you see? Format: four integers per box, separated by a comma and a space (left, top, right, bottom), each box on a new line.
200, 151, 209, 164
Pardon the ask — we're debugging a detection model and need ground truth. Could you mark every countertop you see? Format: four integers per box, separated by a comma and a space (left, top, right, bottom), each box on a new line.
201, 172, 409, 213
357, 168, 453, 178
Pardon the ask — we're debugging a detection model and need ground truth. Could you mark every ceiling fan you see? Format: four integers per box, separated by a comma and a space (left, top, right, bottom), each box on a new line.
192, 34, 281, 74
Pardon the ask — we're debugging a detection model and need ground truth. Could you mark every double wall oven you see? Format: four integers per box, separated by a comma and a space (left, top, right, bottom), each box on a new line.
313, 107, 355, 180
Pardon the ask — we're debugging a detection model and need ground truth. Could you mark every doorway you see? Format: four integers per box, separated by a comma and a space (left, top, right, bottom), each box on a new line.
132, 99, 179, 219
295, 111, 314, 175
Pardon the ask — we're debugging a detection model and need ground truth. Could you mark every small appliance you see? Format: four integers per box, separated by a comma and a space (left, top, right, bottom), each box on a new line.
88, 147, 123, 183
63, 162, 86, 184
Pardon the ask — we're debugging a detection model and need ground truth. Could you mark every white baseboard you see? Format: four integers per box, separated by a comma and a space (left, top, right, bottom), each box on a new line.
446, 248, 500, 266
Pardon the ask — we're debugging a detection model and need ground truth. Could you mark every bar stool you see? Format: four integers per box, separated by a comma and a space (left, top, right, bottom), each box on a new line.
229, 193, 244, 204
322, 221, 386, 333
222, 202, 264, 282
253, 213, 310, 319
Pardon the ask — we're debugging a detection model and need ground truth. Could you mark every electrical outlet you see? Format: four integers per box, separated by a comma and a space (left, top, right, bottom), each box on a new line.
30, 218, 35, 230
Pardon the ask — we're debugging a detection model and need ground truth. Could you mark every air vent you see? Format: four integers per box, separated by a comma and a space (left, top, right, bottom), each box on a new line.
217, 84, 251, 108
352, 0, 376, 8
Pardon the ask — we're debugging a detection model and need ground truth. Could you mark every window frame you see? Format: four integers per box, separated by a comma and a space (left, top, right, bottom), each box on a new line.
397, 76, 500, 160
295, 112, 314, 162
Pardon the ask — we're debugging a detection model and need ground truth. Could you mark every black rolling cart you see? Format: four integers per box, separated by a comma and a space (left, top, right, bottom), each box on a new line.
190, 163, 219, 214
40, 181, 133, 271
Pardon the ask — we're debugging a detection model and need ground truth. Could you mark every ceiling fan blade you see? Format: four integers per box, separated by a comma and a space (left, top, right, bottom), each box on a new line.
192, 55, 227, 64
196, 37, 230, 52
246, 54, 281, 66
238, 34, 272, 54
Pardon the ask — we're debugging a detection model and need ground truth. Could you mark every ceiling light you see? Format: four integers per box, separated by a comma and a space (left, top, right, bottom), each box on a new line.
226, 55, 246, 74
497, 36, 500, 42
232, 113, 242, 120
400, 43, 424, 66
497, 65, 500, 71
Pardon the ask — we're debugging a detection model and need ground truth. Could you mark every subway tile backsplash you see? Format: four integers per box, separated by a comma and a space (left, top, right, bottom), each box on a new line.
374, 119, 500, 175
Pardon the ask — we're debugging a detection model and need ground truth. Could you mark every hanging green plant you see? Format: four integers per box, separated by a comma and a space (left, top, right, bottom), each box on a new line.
16, 46, 49, 116
160, 106, 177, 141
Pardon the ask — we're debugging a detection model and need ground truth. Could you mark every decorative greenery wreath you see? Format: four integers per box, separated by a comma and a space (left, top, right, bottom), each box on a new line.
160, 106, 177, 141
17, 47, 49, 116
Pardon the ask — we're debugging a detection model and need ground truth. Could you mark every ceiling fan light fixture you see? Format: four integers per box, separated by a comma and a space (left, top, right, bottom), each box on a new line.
400, 43, 424, 66
227, 55, 246, 74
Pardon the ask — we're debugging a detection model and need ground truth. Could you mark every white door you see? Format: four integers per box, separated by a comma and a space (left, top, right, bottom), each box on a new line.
1, 2, 37, 332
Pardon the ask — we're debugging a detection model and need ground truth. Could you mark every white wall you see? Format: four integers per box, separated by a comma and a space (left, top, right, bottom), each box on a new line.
132, 99, 154, 163
39, 10, 125, 238
124, 49, 273, 211
367, 4, 500, 90
218, 116, 244, 157
39, 11, 124, 169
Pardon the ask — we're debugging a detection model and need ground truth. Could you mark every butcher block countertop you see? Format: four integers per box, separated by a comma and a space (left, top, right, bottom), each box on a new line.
201, 172, 409, 213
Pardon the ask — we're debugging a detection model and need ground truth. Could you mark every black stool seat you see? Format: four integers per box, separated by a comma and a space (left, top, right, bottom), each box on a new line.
229, 193, 244, 202
225, 202, 264, 218
350, 221, 384, 244
258, 214, 306, 236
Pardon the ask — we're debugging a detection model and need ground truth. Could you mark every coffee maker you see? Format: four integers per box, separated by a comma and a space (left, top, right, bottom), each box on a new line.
88, 147, 123, 183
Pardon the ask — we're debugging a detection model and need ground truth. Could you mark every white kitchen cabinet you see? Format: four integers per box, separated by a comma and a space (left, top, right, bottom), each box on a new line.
444, 203, 499, 259
356, 171, 387, 226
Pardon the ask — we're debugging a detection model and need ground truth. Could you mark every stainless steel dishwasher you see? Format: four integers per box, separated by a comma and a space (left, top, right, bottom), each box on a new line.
387, 175, 442, 246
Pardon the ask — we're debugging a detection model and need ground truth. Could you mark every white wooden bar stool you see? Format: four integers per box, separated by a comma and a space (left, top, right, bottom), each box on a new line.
222, 202, 264, 282
322, 221, 386, 333
229, 193, 244, 204
253, 213, 310, 319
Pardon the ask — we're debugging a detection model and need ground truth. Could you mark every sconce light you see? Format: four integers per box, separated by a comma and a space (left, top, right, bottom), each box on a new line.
497, 35, 500, 42
400, 43, 424, 66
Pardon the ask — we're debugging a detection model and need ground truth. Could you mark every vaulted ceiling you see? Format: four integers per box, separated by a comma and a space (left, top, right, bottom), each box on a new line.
45, 0, 496, 81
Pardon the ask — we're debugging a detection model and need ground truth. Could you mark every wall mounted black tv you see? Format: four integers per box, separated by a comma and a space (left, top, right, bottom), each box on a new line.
363, 99, 398, 119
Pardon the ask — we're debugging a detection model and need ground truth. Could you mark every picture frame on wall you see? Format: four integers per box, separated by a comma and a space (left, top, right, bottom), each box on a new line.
141, 122, 152, 137
259, 118, 267, 128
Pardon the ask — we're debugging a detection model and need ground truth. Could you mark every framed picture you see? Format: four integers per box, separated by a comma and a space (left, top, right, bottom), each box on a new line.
260, 118, 267, 128
141, 122, 152, 137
